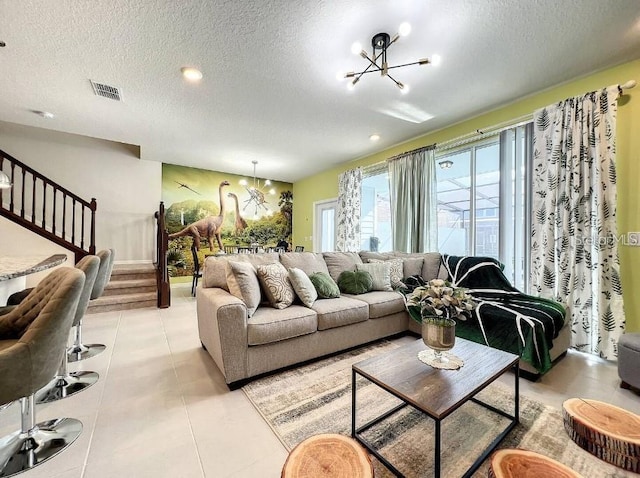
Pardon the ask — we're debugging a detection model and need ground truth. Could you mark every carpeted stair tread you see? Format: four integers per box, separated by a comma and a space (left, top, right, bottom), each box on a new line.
102, 278, 156, 296
90, 291, 156, 305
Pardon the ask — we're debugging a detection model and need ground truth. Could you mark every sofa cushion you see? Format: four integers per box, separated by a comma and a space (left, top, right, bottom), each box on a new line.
343, 291, 406, 319
402, 257, 424, 278
421, 253, 445, 280
279, 252, 330, 276
311, 297, 369, 330
247, 306, 318, 345
356, 262, 393, 291
322, 252, 363, 282
337, 270, 373, 295
203, 253, 281, 290
288, 268, 318, 308
226, 261, 262, 317
256, 262, 295, 309
359, 251, 396, 262
309, 272, 340, 299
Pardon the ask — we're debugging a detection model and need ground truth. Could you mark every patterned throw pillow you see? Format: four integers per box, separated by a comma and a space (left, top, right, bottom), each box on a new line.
356, 262, 393, 291
256, 262, 295, 309
367, 258, 404, 289
288, 267, 318, 308
337, 270, 373, 295
309, 272, 341, 299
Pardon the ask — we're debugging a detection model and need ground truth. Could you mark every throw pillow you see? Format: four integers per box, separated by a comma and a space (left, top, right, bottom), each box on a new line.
367, 258, 404, 289
309, 272, 341, 299
356, 262, 393, 291
337, 270, 373, 295
256, 262, 295, 310
288, 267, 318, 308
225, 261, 262, 317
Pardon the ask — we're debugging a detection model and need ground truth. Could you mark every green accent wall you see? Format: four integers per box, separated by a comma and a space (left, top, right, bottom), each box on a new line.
293, 59, 640, 332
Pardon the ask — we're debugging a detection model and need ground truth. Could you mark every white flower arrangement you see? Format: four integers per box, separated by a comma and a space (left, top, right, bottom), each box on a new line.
406, 278, 476, 324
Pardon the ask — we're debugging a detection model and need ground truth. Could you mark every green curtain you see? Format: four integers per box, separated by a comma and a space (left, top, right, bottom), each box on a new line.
388, 147, 437, 252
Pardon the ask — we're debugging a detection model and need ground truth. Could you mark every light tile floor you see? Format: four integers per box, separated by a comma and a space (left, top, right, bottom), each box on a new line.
1, 283, 638, 477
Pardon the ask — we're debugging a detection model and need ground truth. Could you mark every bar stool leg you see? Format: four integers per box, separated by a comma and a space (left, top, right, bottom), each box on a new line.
67, 320, 106, 363
35, 352, 99, 404
0, 395, 82, 477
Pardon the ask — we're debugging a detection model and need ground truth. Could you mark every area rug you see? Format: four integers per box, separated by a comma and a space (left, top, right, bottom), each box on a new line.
242, 339, 633, 477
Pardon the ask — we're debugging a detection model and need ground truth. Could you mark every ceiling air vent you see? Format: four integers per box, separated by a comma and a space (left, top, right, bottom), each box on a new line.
90, 80, 122, 101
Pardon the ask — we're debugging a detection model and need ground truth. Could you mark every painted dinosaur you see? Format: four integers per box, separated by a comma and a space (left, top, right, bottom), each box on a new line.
227, 192, 248, 236
168, 180, 230, 251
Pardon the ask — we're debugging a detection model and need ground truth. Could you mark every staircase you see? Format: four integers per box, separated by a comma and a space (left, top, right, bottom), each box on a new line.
86, 263, 157, 314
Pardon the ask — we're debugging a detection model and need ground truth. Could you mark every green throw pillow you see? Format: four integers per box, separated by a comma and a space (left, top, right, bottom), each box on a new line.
309, 272, 341, 299
337, 270, 373, 295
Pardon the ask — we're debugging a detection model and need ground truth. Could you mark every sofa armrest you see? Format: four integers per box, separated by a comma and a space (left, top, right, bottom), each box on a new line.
196, 287, 249, 384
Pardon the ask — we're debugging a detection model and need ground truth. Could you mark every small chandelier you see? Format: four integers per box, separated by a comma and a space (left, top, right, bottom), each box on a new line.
239, 160, 276, 219
341, 22, 439, 92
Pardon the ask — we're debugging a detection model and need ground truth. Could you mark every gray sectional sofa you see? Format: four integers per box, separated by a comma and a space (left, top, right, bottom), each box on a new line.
196, 251, 570, 387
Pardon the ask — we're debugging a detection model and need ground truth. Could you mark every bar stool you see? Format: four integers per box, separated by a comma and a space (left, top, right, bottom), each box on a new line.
67, 249, 114, 363
35, 255, 100, 403
0, 267, 85, 477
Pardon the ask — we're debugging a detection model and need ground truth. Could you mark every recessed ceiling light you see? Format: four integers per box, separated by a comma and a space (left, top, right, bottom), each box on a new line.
33, 110, 54, 119
369, 134, 380, 141
181, 67, 203, 82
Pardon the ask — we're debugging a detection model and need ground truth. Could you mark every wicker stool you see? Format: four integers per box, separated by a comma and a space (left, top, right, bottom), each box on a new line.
489, 449, 583, 477
618, 333, 640, 390
281, 434, 373, 478
563, 398, 640, 473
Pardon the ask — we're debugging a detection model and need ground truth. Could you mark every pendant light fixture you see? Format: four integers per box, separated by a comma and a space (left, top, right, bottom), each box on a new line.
341, 22, 439, 92
239, 161, 276, 219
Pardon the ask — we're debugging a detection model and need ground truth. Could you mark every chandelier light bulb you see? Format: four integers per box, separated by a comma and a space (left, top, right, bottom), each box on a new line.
351, 42, 362, 55
264, 179, 271, 186
398, 22, 412, 37
399, 83, 410, 94
431, 54, 442, 66
269, 188, 276, 195
336, 71, 345, 81
347, 81, 356, 91
239, 179, 248, 186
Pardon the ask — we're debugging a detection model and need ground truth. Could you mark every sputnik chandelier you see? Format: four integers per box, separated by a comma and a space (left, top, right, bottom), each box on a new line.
341, 22, 439, 92
239, 160, 276, 219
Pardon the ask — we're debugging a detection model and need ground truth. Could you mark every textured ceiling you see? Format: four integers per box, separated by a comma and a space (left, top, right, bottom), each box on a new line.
1, 0, 640, 182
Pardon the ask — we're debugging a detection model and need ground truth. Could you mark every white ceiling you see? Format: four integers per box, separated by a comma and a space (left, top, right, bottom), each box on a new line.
1, 1, 640, 183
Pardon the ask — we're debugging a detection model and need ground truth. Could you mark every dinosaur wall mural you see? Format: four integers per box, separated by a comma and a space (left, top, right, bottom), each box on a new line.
168, 180, 230, 251
161, 163, 293, 279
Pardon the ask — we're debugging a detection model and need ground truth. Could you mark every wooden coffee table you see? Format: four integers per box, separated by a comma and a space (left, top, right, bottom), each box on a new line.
351, 338, 519, 478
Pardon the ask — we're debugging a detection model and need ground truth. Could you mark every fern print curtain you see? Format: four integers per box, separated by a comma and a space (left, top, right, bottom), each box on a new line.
335, 167, 362, 252
388, 146, 437, 252
531, 86, 624, 359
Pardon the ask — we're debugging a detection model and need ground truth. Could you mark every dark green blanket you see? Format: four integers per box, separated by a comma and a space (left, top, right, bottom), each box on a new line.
401, 255, 566, 374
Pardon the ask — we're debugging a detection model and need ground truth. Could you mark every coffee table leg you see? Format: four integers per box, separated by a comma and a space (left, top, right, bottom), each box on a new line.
351, 368, 356, 438
434, 419, 441, 478
514, 362, 520, 424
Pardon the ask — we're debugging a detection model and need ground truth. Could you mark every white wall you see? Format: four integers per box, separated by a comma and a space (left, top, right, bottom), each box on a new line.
0, 121, 162, 266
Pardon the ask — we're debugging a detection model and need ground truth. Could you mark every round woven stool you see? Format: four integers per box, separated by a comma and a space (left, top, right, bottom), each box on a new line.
563, 398, 640, 473
281, 433, 373, 478
489, 449, 583, 478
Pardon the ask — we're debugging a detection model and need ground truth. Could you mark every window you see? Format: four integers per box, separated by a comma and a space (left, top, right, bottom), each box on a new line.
313, 199, 337, 252
436, 125, 532, 290
360, 171, 392, 252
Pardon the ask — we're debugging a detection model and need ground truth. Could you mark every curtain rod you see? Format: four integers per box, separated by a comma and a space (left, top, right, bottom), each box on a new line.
387, 143, 436, 162
436, 79, 636, 153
